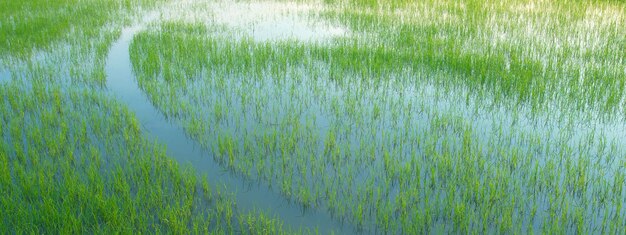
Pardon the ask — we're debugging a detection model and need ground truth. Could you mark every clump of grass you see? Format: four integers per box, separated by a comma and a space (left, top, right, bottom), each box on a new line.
4, 0, 625, 233
0, 80, 298, 234
0, 0, 165, 57
0, 0, 305, 233
128, 0, 626, 232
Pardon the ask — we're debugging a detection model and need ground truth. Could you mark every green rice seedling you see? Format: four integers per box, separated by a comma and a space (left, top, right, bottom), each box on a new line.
0, 0, 314, 234
5, 0, 625, 233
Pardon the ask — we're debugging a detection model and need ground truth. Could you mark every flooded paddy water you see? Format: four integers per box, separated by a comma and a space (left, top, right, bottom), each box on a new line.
105, 16, 354, 234
0, 70, 9, 82
1, 0, 625, 234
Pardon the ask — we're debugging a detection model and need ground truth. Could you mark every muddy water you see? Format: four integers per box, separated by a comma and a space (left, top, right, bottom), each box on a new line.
105, 18, 359, 235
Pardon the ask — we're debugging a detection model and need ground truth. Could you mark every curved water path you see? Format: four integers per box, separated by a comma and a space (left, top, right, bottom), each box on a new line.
105, 15, 359, 235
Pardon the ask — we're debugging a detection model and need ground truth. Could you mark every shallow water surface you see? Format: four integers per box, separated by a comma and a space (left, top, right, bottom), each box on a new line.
0, 69, 10, 82
160, 0, 348, 42
105, 18, 359, 234
109, 1, 626, 233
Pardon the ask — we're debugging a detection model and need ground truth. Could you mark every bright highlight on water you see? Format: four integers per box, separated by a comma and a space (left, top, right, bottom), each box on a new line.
1, 0, 625, 234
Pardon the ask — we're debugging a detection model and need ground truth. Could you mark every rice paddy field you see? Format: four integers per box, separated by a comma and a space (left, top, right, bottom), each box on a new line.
1, 0, 625, 234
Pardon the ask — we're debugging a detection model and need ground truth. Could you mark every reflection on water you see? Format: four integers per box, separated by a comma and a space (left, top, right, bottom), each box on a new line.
130, 28, 626, 231
7, 0, 619, 233
250, 17, 347, 42
214, 1, 348, 42
0, 69, 10, 82
159, 0, 348, 42
105, 14, 356, 234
